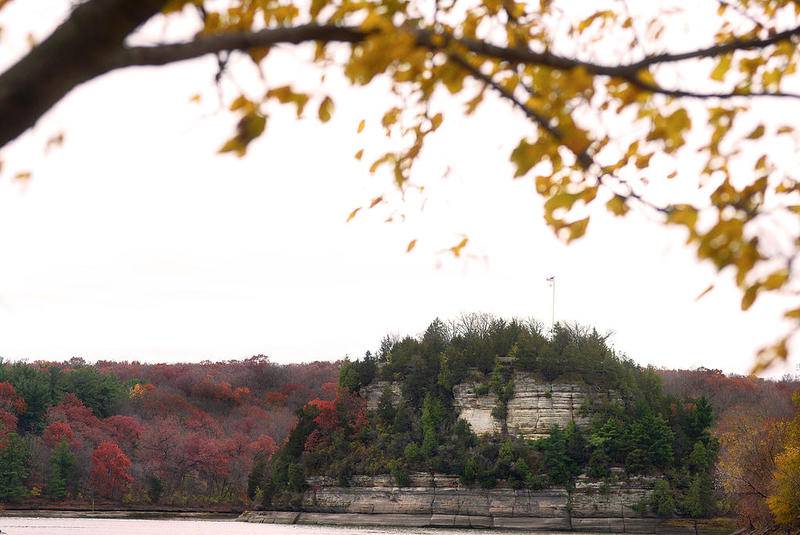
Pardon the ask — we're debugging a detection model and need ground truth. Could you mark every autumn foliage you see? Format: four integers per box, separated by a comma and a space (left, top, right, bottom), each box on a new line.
91, 441, 133, 499
0, 356, 337, 505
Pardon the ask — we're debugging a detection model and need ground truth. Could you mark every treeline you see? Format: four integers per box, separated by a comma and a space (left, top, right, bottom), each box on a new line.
659, 368, 800, 528
252, 315, 721, 520
0, 356, 338, 505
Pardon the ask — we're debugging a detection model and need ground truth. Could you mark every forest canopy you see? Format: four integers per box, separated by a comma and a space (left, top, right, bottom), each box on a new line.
255, 316, 723, 519
0, 316, 798, 526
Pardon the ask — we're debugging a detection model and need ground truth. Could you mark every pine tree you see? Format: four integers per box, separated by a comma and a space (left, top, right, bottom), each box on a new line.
0, 433, 30, 501
47, 438, 76, 500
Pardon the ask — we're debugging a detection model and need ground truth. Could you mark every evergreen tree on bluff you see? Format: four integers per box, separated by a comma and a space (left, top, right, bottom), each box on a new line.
254, 315, 720, 518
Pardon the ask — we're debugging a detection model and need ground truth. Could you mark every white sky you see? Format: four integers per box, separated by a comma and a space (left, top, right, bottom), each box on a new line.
0, 1, 797, 376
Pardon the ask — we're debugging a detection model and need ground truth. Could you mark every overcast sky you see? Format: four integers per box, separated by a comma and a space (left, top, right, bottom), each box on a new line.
0, 1, 797, 376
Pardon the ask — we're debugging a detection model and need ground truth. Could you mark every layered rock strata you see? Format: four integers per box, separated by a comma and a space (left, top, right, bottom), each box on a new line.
454, 372, 617, 440
241, 474, 714, 533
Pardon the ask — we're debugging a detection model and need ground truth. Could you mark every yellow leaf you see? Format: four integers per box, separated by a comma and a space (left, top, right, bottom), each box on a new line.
369, 153, 394, 174
229, 95, 252, 112
357, 120, 366, 133
14, 171, 31, 181
784, 307, 800, 320
266, 86, 309, 117
563, 127, 591, 156
430, 113, 443, 131
635, 153, 653, 169
369, 196, 383, 208
450, 237, 469, 257
347, 207, 361, 222
741, 284, 760, 311
355, 149, 364, 160
566, 217, 589, 242
777, 126, 793, 134
381, 107, 401, 130
510, 139, 548, 177
189, 93, 202, 103
318, 96, 334, 122
763, 268, 789, 290
710, 55, 732, 81
666, 204, 698, 230
545, 192, 579, 213
249, 47, 270, 64
218, 113, 267, 157
535, 176, 552, 194
746, 125, 765, 140
605, 195, 629, 216
406, 239, 417, 253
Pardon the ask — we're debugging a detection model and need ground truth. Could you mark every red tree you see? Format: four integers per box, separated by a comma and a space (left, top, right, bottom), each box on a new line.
0, 409, 17, 444
43, 421, 78, 449
0, 382, 26, 414
90, 441, 133, 499
103, 415, 143, 452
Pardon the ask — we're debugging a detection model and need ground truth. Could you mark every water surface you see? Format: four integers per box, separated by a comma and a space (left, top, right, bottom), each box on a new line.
0, 517, 536, 535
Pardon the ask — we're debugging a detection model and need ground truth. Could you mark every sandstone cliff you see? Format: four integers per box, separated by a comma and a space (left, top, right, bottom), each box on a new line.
241, 473, 725, 533
453, 371, 617, 440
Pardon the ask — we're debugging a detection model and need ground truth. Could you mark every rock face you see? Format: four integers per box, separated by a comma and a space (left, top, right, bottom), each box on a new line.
360, 381, 402, 411
454, 372, 615, 440
242, 474, 717, 533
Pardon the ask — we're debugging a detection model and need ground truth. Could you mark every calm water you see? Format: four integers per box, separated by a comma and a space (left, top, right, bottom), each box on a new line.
0, 517, 531, 535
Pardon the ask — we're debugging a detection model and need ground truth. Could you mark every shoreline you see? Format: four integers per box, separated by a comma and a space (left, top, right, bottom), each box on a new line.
238, 511, 738, 534
0, 508, 242, 520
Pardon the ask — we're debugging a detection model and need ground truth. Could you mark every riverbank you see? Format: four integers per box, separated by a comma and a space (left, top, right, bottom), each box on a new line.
238, 511, 738, 534
0, 506, 241, 520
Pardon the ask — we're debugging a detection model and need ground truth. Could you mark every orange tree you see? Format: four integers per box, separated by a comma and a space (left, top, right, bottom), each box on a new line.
2, 0, 800, 370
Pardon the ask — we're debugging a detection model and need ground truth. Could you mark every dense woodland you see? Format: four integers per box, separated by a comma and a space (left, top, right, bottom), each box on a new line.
1, 316, 799, 528
250, 316, 800, 528
0, 356, 338, 506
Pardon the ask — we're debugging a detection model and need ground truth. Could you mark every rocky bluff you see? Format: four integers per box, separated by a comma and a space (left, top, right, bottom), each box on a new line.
362, 372, 618, 440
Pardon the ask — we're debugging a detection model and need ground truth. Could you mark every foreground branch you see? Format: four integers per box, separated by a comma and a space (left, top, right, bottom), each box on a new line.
3, 7, 800, 149
0, 0, 167, 148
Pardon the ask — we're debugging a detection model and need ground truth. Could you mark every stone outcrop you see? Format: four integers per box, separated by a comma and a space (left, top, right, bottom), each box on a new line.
454, 372, 617, 440
241, 474, 727, 533
359, 381, 402, 411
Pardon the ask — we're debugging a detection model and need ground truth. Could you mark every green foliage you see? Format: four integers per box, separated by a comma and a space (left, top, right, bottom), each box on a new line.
247, 454, 268, 500
58, 366, 125, 418
0, 433, 30, 502
403, 442, 421, 463
682, 473, 714, 518
263, 315, 722, 519
388, 459, 410, 487
0, 361, 54, 433
339, 353, 377, 393
538, 423, 586, 485
650, 479, 676, 517
287, 463, 305, 492
146, 476, 164, 504
47, 438, 76, 500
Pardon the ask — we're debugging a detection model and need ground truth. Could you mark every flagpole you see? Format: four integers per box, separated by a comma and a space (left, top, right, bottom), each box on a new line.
546, 275, 556, 328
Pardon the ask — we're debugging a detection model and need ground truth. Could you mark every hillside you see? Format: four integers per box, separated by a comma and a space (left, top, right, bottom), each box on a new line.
0, 316, 798, 529
0, 356, 338, 506
252, 316, 720, 522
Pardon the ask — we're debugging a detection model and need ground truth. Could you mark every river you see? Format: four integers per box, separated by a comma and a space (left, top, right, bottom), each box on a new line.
0, 517, 540, 535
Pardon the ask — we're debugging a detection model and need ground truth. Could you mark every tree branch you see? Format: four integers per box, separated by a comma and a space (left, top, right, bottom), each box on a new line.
0, 0, 168, 148
115, 25, 366, 68
4, 10, 800, 149
119, 23, 800, 101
